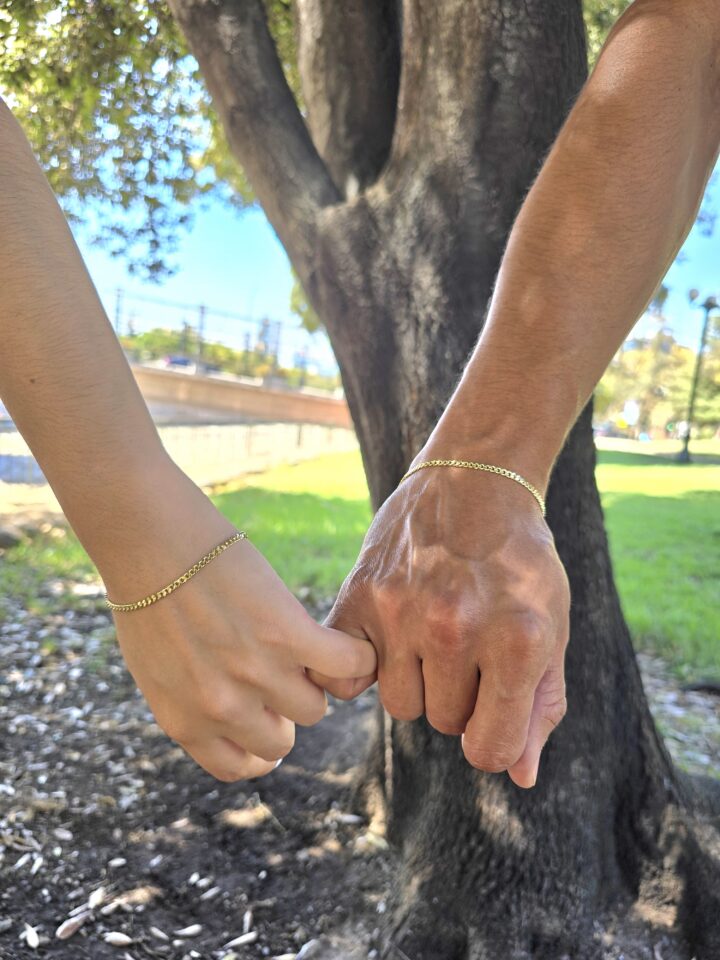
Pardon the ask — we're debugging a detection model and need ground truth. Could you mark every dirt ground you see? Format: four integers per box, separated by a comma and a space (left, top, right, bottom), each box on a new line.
0, 575, 395, 960
0, 532, 718, 960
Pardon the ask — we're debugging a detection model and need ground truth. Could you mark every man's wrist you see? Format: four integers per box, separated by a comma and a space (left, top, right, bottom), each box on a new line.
418, 377, 578, 497
416, 432, 555, 501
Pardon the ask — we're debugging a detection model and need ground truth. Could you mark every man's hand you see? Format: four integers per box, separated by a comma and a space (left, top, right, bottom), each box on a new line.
102, 463, 378, 782
308, 465, 570, 789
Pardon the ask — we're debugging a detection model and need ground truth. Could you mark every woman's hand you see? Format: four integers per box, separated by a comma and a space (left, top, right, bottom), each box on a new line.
98, 461, 378, 782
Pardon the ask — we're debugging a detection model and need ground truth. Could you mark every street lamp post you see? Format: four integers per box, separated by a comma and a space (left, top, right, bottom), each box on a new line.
677, 292, 718, 463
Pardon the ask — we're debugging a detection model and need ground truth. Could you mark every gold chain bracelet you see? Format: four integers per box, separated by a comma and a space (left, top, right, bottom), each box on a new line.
399, 460, 546, 516
105, 530, 248, 612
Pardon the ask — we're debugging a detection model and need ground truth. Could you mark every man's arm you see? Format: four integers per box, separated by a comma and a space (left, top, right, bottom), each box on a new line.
0, 101, 376, 781
313, 0, 720, 788
433, 0, 720, 492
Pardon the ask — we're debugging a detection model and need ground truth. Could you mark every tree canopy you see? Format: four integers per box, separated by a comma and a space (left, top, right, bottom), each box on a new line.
0, 0, 639, 280
0, 0, 246, 277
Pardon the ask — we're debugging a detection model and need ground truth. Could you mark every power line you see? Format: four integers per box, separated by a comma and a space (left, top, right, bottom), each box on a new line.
106, 286, 340, 376
102, 287, 271, 325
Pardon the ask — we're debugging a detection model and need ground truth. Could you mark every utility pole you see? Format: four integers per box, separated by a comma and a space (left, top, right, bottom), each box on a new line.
180, 320, 190, 357
196, 304, 206, 374
114, 288, 124, 336
678, 291, 717, 463
270, 320, 282, 377
243, 332, 252, 376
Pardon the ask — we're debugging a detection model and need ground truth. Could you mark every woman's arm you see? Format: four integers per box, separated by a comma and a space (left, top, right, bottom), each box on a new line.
0, 101, 376, 780
316, 0, 720, 788
0, 98, 176, 581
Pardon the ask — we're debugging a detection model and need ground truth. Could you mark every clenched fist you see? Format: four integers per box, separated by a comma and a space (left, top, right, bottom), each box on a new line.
309, 461, 570, 789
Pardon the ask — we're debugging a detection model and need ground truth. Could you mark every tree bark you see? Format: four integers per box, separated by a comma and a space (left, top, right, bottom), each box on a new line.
169, 0, 720, 956
296, 0, 400, 194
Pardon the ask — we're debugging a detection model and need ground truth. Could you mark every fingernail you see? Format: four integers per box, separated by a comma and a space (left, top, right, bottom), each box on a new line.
529, 758, 540, 787
273, 758, 283, 770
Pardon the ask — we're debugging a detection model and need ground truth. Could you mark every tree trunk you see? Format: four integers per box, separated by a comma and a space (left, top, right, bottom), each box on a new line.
168, 0, 720, 955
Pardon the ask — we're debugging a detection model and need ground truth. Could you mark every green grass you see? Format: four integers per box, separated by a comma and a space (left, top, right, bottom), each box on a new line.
595, 436, 720, 461
211, 454, 371, 593
0, 454, 372, 613
0, 530, 97, 615
595, 449, 720, 680
0, 446, 717, 679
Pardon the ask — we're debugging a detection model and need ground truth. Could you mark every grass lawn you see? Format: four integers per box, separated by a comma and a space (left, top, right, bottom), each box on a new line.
210, 454, 371, 594
595, 448, 719, 679
1, 445, 717, 678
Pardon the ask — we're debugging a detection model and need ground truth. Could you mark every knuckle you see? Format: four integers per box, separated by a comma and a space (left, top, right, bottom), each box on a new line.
202, 692, 237, 725
273, 727, 296, 760
499, 612, 550, 668
211, 764, 247, 784
232, 654, 264, 689
425, 588, 462, 624
323, 679, 357, 703
427, 714, 465, 736
512, 610, 548, 651
162, 719, 191, 746
428, 619, 468, 657
383, 699, 423, 723
299, 694, 328, 726
544, 695, 568, 730
372, 578, 406, 622
424, 592, 465, 637
463, 739, 516, 772
259, 719, 296, 761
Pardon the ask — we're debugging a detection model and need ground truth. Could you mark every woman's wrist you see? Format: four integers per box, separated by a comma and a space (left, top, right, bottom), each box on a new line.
67, 453, 238, 601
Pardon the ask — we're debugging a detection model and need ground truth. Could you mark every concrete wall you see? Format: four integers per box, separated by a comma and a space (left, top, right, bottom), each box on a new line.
157, 422, 358, 488
0, 422, 359, 520
131, 365, 353, 428
0, 422, 358, 489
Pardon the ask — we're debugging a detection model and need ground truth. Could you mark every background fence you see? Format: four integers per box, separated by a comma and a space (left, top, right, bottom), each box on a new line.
108, 287, 340, 385
0, 421, 358, 494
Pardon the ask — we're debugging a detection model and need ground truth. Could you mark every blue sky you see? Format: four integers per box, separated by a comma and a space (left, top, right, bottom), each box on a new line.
77, 203, 340, 374
76, 160, 720, 365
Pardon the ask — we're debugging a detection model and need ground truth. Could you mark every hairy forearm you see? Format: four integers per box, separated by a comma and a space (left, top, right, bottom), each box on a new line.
427, 0, 720, 492
0, 100, 178, 570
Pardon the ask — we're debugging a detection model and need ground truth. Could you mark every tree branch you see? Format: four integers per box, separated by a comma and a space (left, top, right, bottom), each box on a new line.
385, 0, 587, 211
167, 0, 340, 275
296, 0, 401, 195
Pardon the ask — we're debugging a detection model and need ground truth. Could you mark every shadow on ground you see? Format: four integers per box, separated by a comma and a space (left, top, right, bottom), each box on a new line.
0, 590, 389, 959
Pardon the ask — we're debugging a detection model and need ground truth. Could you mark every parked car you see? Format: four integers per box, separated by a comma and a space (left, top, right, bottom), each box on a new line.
163, 355, 194, 370
593, 420, 635, 439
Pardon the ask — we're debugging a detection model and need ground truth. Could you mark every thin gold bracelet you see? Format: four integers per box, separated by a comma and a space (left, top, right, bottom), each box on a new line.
105, 530, 248, 612
399, 460, 546, 516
